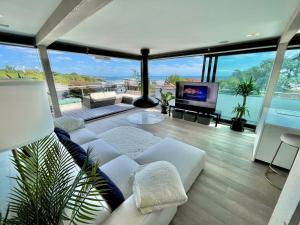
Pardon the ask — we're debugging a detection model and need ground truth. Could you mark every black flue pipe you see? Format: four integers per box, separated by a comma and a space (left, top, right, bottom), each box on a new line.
133, 48, 158, 108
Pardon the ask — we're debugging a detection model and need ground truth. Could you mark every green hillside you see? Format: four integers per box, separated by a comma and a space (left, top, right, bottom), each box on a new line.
0, 66, 102, 85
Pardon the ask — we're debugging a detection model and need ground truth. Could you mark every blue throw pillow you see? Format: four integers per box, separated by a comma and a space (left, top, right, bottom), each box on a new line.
55, 131, 125, 210
54, 127, 70, 139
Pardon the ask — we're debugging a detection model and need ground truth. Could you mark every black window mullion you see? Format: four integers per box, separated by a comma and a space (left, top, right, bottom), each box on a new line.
206, 57, 212, 82
212, 56, 218, 82
201, 56, 207, 82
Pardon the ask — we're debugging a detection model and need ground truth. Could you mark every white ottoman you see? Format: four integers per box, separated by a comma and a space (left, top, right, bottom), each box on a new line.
135, 137, 206, 192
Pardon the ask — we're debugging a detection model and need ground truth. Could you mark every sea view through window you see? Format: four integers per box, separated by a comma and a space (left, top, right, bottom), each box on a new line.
0, 44, 299, 125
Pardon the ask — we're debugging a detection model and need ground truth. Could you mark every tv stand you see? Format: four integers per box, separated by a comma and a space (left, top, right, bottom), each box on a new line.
168, 105, 221, 127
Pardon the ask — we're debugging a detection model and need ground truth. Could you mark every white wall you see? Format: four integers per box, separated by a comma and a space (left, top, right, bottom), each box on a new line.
268, 149, 300, 225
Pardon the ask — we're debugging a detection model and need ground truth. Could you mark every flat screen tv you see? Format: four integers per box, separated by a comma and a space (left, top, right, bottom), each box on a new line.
175, 82, 219, 113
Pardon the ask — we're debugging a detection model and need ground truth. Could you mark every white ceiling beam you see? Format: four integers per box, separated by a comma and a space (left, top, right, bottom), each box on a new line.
280, 4, 300, 44
36, 0, 112, 46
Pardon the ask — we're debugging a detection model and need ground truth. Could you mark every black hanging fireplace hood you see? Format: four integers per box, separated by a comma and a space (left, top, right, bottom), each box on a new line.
133, 48, 158, 108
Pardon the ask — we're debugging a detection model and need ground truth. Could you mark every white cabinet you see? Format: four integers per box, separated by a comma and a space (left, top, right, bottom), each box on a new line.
254, 108, 300, 170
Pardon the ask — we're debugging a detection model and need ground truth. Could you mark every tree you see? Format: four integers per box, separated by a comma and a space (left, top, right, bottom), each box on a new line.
219, 56, 300, 94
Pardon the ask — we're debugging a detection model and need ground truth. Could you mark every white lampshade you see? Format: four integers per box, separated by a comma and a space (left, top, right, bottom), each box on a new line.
0, 80, 54, 152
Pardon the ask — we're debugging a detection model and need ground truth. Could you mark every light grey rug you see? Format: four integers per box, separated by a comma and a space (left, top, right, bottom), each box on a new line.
98, 126, 162, 159
127, 112, 165, 125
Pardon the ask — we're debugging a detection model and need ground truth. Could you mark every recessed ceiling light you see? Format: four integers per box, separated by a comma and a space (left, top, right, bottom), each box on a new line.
0, 24, 9, 28
219, 41, 230, 44
247, 32, 260, 37
0, 14, 3, 18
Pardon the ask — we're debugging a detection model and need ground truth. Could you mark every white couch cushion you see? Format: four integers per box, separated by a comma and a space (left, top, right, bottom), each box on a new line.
101, 195, 176, 225
69, 128, 98, 145
98, 126, 162, 159
135, 137, 206, 192
133, 161, 187, 214
54, 116, 85, 132
81, 139, 121, 166
101, 155, 140, 199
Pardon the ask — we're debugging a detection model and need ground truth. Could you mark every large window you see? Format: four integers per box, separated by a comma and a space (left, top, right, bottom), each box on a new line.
48, 50, 140, 113
0, 44, 43, 80
271, 49, 300, 111
215, 51, 276, 124
149, 56, 203, 98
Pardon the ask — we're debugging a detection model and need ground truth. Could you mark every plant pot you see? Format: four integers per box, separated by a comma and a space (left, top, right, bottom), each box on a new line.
230, 118, 246, 132
161, 105, 168, 114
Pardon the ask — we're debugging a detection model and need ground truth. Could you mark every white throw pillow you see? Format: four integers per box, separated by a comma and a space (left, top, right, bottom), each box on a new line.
54, 116, 85, 132
132, 161, 188, 214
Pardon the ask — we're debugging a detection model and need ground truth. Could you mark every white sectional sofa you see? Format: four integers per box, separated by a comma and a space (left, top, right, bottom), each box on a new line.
67, 123, 206, 225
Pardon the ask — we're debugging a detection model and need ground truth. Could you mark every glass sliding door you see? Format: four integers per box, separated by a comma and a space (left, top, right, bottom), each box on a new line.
48, 50, 140, 114
215, 51, 276, 125
149, 56, 203, 100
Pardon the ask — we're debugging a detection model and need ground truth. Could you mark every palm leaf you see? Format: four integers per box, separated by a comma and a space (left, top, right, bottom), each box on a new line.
7, 133, 107, 225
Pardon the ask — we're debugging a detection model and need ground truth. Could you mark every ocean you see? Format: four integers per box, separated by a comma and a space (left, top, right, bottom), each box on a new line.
101, 75, 201, 81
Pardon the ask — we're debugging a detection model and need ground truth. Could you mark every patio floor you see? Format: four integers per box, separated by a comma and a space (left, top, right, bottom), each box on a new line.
62, 103, 135, 121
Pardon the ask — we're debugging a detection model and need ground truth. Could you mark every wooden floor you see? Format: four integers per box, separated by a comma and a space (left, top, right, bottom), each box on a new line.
86, 108, 281, 225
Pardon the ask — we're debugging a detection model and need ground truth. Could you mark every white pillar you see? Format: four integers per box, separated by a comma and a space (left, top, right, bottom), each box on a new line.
261, 43, 288, 109
38, 45, 62, 117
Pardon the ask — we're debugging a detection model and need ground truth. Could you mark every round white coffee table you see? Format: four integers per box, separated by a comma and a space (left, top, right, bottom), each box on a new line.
127, 112, 165, 125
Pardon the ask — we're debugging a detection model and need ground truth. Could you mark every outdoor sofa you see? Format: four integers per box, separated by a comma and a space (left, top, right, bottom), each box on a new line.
82, 91, 138, 108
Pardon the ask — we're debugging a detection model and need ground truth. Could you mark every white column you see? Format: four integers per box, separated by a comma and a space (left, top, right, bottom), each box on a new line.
261, 43, 288, 109
38, 45, 62, 117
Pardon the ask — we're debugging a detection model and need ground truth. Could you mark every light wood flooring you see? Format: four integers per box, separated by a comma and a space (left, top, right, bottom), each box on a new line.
86, 108, 281, 225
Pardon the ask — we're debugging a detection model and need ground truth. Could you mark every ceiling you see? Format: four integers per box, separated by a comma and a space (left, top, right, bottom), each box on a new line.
0, 0, 299, 55
60, 0, 300, 54
0, 0, 62, 35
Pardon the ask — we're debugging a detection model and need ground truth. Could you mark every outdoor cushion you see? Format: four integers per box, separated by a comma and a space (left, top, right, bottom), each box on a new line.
92, 96, 116, 103
55, 132, 125, 211
90, 91, 116, 100
135, 137, 206, 192
81, 139, 121, 166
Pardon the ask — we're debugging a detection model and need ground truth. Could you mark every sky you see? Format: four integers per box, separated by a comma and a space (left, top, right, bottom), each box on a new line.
0, 44, 298, 80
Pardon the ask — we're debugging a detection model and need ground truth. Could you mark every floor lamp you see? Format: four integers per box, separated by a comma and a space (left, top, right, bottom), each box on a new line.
0, 80, 54, 175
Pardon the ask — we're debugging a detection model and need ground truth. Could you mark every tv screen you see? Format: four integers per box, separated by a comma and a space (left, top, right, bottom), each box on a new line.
182, 85, 208, 102
175, 82, 219, 112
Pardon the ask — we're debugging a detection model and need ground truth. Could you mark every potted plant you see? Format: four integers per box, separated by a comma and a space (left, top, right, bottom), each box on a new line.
157, 88, 175, 114
2, 134, 106, 225
231, 77, 259, 132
